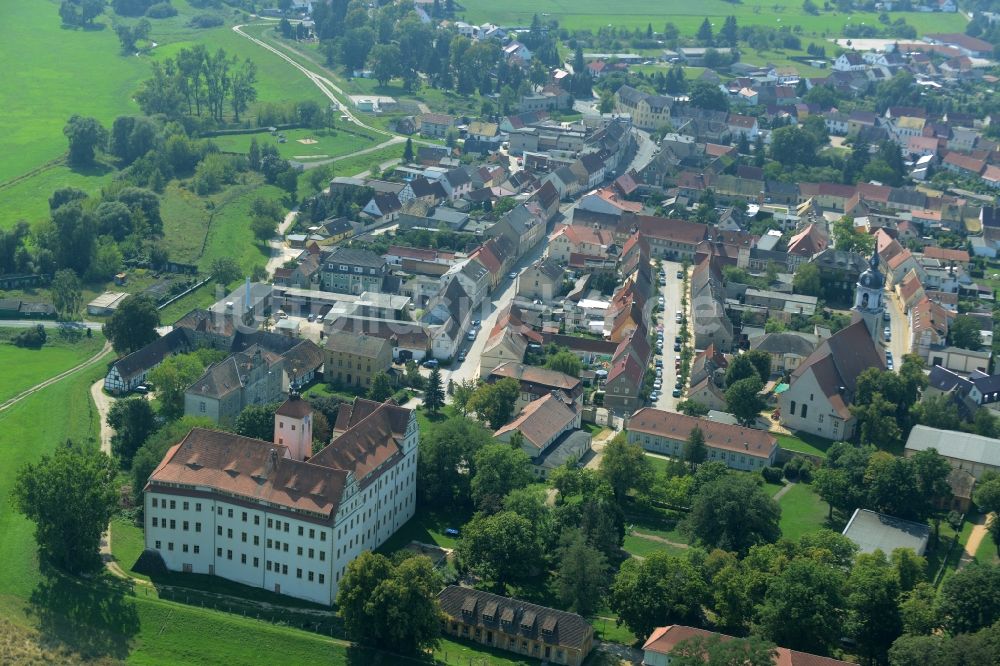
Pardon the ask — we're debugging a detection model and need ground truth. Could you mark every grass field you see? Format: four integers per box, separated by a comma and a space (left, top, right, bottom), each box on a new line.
623, 534, 687, 558
777, 482, 833, 541
775, 432, 832, 459
158, 178, 277, 274
212, 127, 378, 162
456, 0, 967, 35
0, 329, 106, 403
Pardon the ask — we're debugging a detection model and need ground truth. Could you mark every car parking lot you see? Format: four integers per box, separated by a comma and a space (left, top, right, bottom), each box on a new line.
651, 259, 687, 412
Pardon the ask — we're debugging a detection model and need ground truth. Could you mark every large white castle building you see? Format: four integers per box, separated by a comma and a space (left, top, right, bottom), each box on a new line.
143, 395, 418, 605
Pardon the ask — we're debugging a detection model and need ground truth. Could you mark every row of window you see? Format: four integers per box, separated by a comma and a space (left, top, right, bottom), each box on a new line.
265, 560, 325, 584
266, 518, 328, 541
327, 263, 379, 275
152, 498, 201, 511
151, 518, 201, 532
155, 541, 200, 554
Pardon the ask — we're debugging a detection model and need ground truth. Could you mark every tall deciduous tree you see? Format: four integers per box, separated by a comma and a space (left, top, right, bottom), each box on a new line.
949, 315, 982, 351
107, 396, 157, 467
973, 473, 1000, 555
337, 551, 442, 655
758, 557, 844, 655
725, 376, 765, 426
846, 551, 903, 664
368, 372, 393, 402
471, 444, 532, 514
148, 353, 205, 419
458, 511, 540, 591
234, 403, 281, 440
418, 416, 492, 506
103, 294, 160, 355
609, 552, 707, 640
554, 528, 609, 616
599, 432, 652, 502
936, 563, 1000, 635
687, 474, 781, 555
545, 350, 582, 377
684, 426, 707, 466
63, 115, 109, 167
12, 442, 118, 573
792, 261, 822, 296
50, 268, 83, 319
466, 377, 519, 429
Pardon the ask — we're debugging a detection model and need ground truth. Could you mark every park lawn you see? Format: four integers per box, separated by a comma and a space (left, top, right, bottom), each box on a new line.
643, 452, 675, 475
975, 523, 998, 565
764, 480, 787, 497
591, 610, 638, 647
379, 507, 471, 552
777, 482, 831, 541
623, 534, 687, 559
455, 0, 966, 35
158, 178, 276, 275
111, 518, 148, 580
0, 351, 110, 601
435, 636, 536, 666
211, 127, 378, 162
775, 431, 832, 459
156, 280, 222, 325
0, 329, 106, 404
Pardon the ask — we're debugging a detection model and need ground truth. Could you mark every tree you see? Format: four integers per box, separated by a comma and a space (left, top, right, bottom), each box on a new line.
793, 261, 822, 297
471, 444, 532, 513
689, 81, 728, 112
814, 442, 874, 518
230, 59, 258, 123
368, 372, 393, 402
337, 551, 442, 655
554, 529, 609, 616
757, 557, 844, 655
545, 349, 582, 377
609, 552, 707, 640
103, 294, 160, 355
50, 268, 83, 319
458, 511, 540, 591
369, 43, 402, 86
466, 377, 519, 429
891, 547, 927, 593
725, 352, 769, 385
936, 563, 1000, 635
63, 115, 109, 167
148, 353, 205, 420
12, 442, 118, 573
687, 474, 781, 555
417, 415, 492, 507
210, 256, 241, 286
424, 367, 444, 413
974, 474, 1000, 555
974, 408, 998, 438
107, 396, 157, 467
852, 392, 902, 449
725, 376, 765, 426
949, 315, 982, 350
899, 581, 939, 635
451, 378, 476, 416
684, 426, 707, 466
914, 394, 962, 431
846, 551, 903, 664
678, 399, 710, 417
770, 125, 818, 166
832, 216, 874, 254
403, 137, 414, 162
671, 635, 777, 666
234, 403, 280, 440
599, 432, 652, 502
697, 17, 714, 45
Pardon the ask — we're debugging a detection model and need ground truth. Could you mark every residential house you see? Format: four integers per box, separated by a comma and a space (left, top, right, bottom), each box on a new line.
104, 328, 194, 394
779, 319, 886, 440
786, 222, 829, 259
418, 113, 455, 138
320, 247, 391, 295
612, 85, 673, 131
726, 113, 759, 140
691, 255, 734, 352
423, 278, 474, 361
833, 51, 866, 72
437, 586, 594, 666
750, 331, 819, 376
487, 361, 584, 411
629, 216, 709, 261
518, 256, 565, 303
941, 151, 986, 177
548, 225, 617, 263
323, 316, 430, 362
686, 377, 729, 411
689, 344, 728, 388
627, 409, 778, 471
466, 121, 502, 150
443, 258, 491, 309
495, 392, 588, 478
184, 346, 286, 426
322, 331, 393, 390
603, 351, 645, 416
642, 625, 853, 666
398, 176, 447, 205
491, 203, 546, 260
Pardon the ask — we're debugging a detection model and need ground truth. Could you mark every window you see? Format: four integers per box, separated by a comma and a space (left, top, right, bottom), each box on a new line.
227, 529, 233, 539
319, 574, 325, 584
242, 532, 247, 543
242, 512, 247, 522
282, 564, 288, 575
194, 545, 199, 554
267, 561, 272, 571
195, 522, 201, 533
819, 414, 824, 423
297, 547, 303, 556
321, 532, 326, 541
199, 402, 206, 413
338, 264, 348, 271
152, 517, 158, 527
254, 536, 259, 546
801, 404, 808, 418
152, 498, 158, 508
217, 547, 222, 556
267, 518, 273, 528
218, 507, 223, 516
241, 554, 247, 564
155, 540, 161, 550
308, 571, 314, 582
182, 521, 189, 531
284, 523, 289, 532
170, 500, 176, 509
309, 529, 315, 539
227, 550, 232, 560
183, 502, 189, 511
298, 526, 304, 536
320, 551, 325, 561
354, 266, 362, 273
170, 519, 176, 529
253, 557, 259, 567
267, 539, 273, 548
196, 503, 201, 512
790, 400, 796, 414
168, 542, 174, 551
308, 548, 314, 559
227, 509, 233, 518
283, 543, 289, 552
296, 569, 303, 579
254, 515, 260, 525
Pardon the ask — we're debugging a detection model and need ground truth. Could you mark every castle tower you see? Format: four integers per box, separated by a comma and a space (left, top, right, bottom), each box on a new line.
854, 250, 885, 341
273, 391, 313, 461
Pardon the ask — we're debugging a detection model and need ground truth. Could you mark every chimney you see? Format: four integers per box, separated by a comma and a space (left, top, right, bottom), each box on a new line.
266, 448, 278, 476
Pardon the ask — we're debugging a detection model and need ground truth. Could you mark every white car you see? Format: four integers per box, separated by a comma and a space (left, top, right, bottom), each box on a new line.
653, 380, 662, 390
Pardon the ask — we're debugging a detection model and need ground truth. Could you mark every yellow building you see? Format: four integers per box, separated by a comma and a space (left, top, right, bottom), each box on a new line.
322, 331, 392, 389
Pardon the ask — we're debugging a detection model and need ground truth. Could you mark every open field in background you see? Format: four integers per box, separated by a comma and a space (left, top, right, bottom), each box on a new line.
456, 0, 967, 35
0, 163, 118, 230
0, 329, 106, 404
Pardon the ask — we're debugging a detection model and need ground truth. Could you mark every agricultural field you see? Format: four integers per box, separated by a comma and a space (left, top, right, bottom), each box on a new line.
456, 0, 967, 35
0, 329, 106, 404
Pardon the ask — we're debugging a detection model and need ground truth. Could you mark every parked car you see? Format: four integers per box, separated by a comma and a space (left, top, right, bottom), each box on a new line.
884, 327, 891, 341
508, 271, 518, 279
653, 380, 662, 390
307, 313, 316, 322
655, 368, 663, 378
655, 358, 663, 368
883, 311, 891, 322
674, 343, 681, 352
649, 391, 660, 401
422, 359, 439, 368
457, 352, 466, 362
467, 330, 477, 341
134, 385, 149, 395
672, 388, 682, 398
444, 528, 460, 537
676, 270, 683, 279
472, 319, 481, 327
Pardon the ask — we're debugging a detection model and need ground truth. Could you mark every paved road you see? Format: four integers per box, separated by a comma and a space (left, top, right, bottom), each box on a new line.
1, 319, 101, 330
885, 289, 909, 370
652, 259, 686, 413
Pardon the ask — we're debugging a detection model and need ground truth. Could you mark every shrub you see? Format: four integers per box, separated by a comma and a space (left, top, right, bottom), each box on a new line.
145, 2, 177, 18
13, 325, 47, 349
761, 466, 784, 484
189, 13, 223, 28
783, 456, 814, 482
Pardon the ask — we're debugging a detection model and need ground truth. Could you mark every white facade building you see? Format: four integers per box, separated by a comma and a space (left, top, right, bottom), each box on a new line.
144, 396, 418, 605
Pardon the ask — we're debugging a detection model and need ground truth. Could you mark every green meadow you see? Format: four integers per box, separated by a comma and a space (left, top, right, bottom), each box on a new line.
212, 127, 378, 162
0, 329, 106, 404
457, 0, 967, 34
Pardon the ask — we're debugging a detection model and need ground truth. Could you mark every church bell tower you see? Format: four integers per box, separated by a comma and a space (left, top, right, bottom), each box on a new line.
854, 250, 885, 341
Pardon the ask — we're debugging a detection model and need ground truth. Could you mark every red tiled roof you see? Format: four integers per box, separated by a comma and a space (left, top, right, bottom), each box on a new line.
628, 408, 776, 458
634, 215, 708, 246
922, 246, 969, 263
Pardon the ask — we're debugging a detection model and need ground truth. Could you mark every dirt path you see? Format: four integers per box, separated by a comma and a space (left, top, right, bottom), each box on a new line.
629, 530, 689, 550
960, 513, 994, 568
90, 379, 117, 455
0, 341, 111, 413
772, 481, 795, 501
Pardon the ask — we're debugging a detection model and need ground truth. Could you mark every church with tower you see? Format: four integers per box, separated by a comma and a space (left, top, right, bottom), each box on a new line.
778, 250, 888, 440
